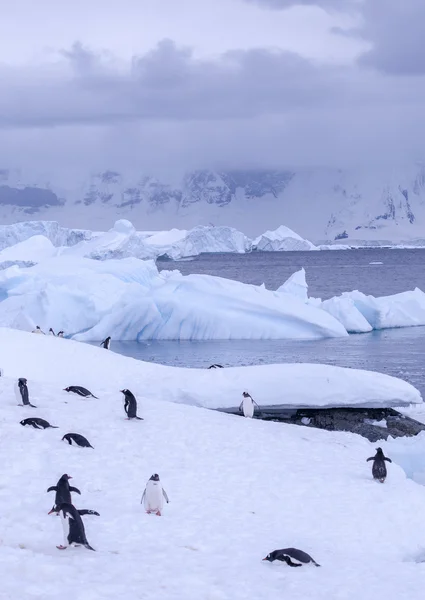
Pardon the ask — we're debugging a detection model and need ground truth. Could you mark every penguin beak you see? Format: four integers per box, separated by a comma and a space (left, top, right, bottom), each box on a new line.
262, 557, 268, 561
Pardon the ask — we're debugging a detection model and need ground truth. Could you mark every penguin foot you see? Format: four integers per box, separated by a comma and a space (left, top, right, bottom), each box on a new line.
56, 545, 67, 550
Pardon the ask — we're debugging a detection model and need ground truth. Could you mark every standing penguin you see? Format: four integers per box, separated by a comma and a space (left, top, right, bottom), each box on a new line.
15, 378, 37, 408
57, 331, 64, 338
100, 336, 111, 350
141, 474, 169, 516
52, 503, 95, 551
367, 447, 392, 483
32, 326, 45, 334
48, 328, 56, 336
239, 391, 260, 418
47, 474, 81, 512
120, 389, 143, 420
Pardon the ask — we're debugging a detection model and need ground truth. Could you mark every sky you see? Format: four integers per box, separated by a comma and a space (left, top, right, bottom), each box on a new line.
0, 0, 424, 175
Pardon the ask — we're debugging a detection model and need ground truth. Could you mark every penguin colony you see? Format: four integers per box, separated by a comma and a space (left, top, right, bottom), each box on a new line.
12, 352, 393, 563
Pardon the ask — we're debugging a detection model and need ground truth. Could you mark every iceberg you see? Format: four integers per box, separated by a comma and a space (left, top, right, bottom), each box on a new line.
253, 225, 317, 252
0, 255, 347, 341
0, 235, 58, 265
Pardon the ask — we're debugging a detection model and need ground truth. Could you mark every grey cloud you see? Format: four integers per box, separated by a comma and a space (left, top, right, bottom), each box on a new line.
242, 0, 356, 10
0, 39, 350, 128
356, 0, 425, 75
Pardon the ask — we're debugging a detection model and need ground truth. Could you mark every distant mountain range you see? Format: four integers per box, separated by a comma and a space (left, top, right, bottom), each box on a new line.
1, 165, 425, 242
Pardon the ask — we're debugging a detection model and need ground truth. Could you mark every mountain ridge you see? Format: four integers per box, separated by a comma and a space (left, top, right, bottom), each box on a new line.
1, 165, 425, 242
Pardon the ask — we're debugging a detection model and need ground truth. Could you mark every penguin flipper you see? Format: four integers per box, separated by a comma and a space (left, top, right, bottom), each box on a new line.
384, 457, 392, 463
141, 490, 146, 503
162, 489, 170, 503
285, 557, 302, 568
47, 486, 57, 493
366, 457, 374, 462
70, 486, 81, 495
78, 509, 100, 516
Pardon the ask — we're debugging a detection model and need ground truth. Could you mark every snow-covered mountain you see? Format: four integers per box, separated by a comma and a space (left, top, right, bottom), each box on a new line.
1, 165, 425, 242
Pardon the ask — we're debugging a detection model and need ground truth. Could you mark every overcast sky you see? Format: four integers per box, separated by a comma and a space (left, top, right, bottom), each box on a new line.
1, 0, 424, 175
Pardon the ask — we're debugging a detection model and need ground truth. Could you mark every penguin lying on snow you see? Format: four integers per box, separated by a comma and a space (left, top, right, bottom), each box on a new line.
367, 447, 392, 483
15, 378, 37, 408
62, 433, 94, 449
120, 389, 143, 420
100, 336, 111, 349
57, 331, 64, 338
63, 386, 98, 399
141, 474, 169, 516
208, 364, 224, 369
32, 326, 45, 334
52, 503, 96, 551
263, 548, 320, 567
239, 391, 261, 418
20, 417, 58, 429
47, 474, 81, 513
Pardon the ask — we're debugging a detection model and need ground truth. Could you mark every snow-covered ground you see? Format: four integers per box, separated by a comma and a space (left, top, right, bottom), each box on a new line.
1, 329, 425, 600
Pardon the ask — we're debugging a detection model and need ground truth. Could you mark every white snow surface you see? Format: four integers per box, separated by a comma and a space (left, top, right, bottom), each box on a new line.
0, 235, 58, 264
0, 329, 425, 600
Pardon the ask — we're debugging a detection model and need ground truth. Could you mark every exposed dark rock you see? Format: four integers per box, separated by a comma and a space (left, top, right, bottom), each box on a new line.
217, 406, 425, 442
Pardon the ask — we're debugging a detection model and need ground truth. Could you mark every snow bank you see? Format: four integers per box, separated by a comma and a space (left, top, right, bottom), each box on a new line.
253, 225, 317, 251
1, 329, 425, 599
0, 256, 347, 340
0, 328, 420, 409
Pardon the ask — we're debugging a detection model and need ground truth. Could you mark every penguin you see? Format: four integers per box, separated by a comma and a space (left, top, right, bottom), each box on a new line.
57, 331, 64, 338
263, 548, 320, 567
47, 474, 81, 512
20, 417, 58, 429
63, 386, 98, 399
62, 433, 94, 449
32, 326, 45, 334
48, 328, 56, 336
141, 474, 169, 516
367, 447, 392, 483
52, 503, 95, 551
120, 389, 143, 420
15, 378, 37, 408
100, 336, 111, 350
239, 391, 260, 418
208, 364, 224, 369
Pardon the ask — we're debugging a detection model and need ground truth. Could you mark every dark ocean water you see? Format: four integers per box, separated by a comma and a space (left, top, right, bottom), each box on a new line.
103, 249, 425, 398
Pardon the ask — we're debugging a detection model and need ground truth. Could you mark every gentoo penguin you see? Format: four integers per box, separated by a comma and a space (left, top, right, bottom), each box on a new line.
52, 503, 95, 551
208, 364, 224, 369
120, 389, 143, 420
20, 417, 58, 429
367, 447, 392, 483
62, 433, 94, 449
263, 548, 320, 567
32, 326, 45, 334
57, 331, 64, 338
239, 391, 260, 418
100, 336, 111, 350
15, 378, 37, 408
63, 386, 98, 399
47, 474, 81, 512
141, 474, 169, 516
48, 328, 56, 336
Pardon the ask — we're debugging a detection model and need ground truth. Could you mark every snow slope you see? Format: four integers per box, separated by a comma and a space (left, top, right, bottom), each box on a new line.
0, 329, 425, 600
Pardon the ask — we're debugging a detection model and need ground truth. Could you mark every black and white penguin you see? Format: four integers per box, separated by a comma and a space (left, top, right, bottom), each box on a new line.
263, 548, 320, 567
48, 328, 56, 336
47, 474, 81, 512
63, 386, 98, 399
239, 391, 260, 419
15, 378, 37, 408
57, 331, 64, 338
62, 433, 94, 449
208, 364, 224, 369
100, 336, 111, 350
52, 503, 95, 551
141, 474, 169, 516
120, 389, 143, 420
20, 417, 58, 429
32, 326, 45, 334
367, 447, 392, 483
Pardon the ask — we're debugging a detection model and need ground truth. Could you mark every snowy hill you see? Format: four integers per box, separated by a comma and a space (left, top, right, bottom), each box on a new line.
2, 165, 425, 242
1, 329, 425, 599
